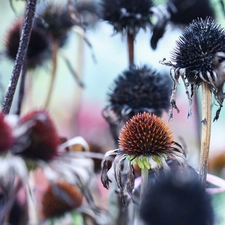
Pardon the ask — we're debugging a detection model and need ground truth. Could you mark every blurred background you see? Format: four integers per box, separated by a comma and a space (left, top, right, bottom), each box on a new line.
1, 0, 225, 223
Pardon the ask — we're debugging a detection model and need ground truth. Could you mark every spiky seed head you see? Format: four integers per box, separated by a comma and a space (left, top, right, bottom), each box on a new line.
140, 172, 214, 225
41, 181, 83, 219
119, 112, 174, 157
0, 112, 14, 152
34, 2, 74, 45
101, 0, 153, 35
108, 65, 172, 120
5, 18, 50, 69
172, 17, 225, 86
168, 0, 215, 25
12, 110, 60, 161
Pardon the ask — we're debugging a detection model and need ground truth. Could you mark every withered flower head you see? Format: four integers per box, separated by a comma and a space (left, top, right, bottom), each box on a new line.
34, 2, 74, 45
11, 110, 60, 161
140, 172, 214, 225
5, 18, 50, 69
101, 112, 186, 200
101, 0, 153, 35
107, 65, 172, 121
161, 17, 225, 120
41, 181, 83, 219
0, 112, 14, 152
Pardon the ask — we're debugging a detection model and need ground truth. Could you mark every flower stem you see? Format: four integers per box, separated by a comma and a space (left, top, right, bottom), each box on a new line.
127, 33, 134, 66
44, 39, 59, 108
199, 82, 212, 187
2, 0, 37, 115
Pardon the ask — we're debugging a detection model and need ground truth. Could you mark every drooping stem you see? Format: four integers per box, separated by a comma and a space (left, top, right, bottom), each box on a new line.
16, 60, 28, 116
199, 82, 212, 187
127, 33, 134, 66
2, 0, 37, 115
44, 39, 59, 108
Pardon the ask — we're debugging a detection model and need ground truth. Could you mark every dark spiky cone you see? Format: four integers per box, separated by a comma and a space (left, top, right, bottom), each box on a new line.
41, 181, 83, 219
140, 172, 214, 225
34, 2, 74, 46
119, 112, 174, 157
101, 0, 153, 35
108, 65, 172, 121
167, 0, 215, 25
0, 113, 14, 152
5, 18, 50, 69
172, 17, 225, 87
11, 110, 60, 161
163, 17, 225, 120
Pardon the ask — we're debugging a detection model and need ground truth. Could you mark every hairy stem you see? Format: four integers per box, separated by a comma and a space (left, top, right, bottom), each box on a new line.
2, 0, 37, 114
44, 39, 59, 108
127, 33, 134, 66
16, 60, 28, 116
199, 82, 212, 187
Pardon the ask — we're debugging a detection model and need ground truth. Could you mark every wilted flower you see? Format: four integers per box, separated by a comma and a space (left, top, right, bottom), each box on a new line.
101, 0, 153, 35
101, 112, 186, 200
10, 110, 60, 161
161, 17, 225, 121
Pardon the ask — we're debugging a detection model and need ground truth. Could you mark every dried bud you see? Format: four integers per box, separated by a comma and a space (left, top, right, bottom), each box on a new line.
41, 181, 83, 219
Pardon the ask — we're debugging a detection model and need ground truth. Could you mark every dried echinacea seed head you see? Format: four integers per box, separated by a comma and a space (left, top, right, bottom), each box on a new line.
107, 65, 172, 121
118, 112, 184, 170
119, 112, 174, 157
161, 17, 225, 120
5, 18, 50, 69
11, 110, 60, 161
34, 2, 74, 46
101, 0, 153, 35
41, 181, 83, 219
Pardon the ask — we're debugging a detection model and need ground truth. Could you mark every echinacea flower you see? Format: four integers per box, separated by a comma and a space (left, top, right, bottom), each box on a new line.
101, 0, 153, 35
10, 109, 60, 161
101, 112, 186, 200
161, 17, 225, 121
106, 65, 172, 121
